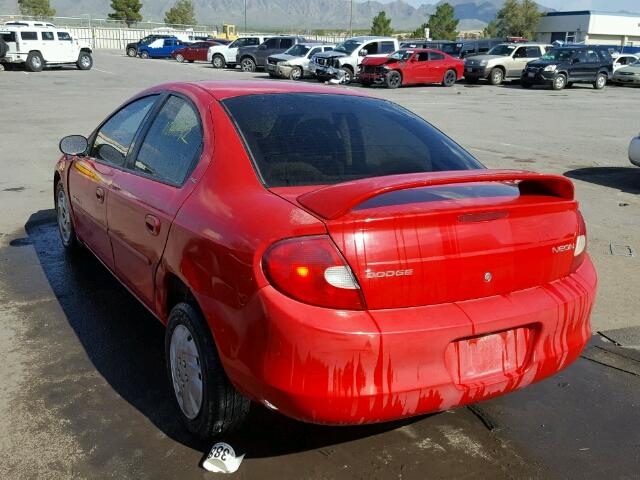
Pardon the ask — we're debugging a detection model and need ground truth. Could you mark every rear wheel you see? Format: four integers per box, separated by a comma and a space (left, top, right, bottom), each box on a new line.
165, 303, 250, 438
552, 74, 566, 90
289, 66, 303, 80
442, 69, 457, 87
55, 182, 78, 250
212, 54, 225, 68
593, 72, 607, 90
26, 51, 44, 72
386, 70, 402, 89
140, 50, 149, 59
241, 57, 256, 72
489, 67, 504, 85
126, 47, 137, 57
76, 52, 93, 70
176, 53, 185, 63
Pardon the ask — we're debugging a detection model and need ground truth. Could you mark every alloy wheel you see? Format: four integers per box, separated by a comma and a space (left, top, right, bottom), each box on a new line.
56, 188, 71, 244
169, 324, 203, 420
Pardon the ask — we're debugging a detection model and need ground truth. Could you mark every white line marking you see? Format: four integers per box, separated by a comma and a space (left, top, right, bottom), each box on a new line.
94, 68, 115, 75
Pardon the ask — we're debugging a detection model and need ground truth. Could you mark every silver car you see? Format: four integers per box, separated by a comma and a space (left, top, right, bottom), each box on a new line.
266, 43, 334, 80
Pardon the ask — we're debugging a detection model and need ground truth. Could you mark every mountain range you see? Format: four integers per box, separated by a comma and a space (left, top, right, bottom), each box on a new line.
0, 0, 550, 31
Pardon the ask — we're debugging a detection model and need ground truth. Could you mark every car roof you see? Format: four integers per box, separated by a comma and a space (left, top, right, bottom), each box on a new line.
146, 80, 370, 101
348, 36, 395, 41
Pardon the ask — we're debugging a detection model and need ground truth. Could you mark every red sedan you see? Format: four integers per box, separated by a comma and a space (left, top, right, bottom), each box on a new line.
360, 48, 465, 88
54, 81, 596, 438
171, 40, 221, 62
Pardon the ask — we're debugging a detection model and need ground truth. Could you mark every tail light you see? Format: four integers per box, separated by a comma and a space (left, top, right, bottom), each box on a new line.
570, 211, 587, 273
263, 235, 365, 310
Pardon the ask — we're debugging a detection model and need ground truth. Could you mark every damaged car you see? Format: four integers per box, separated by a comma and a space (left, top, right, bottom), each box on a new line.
266, 42, 334, 80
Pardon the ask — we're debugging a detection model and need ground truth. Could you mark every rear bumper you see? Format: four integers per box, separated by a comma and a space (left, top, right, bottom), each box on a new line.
1, 53, 27, 63
222, 257, 597, 425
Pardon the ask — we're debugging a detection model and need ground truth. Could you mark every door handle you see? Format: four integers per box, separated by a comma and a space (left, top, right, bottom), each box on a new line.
95, 187, 105, 204
144, 214, 161, 236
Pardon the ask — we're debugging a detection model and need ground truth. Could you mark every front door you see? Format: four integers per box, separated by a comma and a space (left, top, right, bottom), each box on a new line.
107, 94, 204, 308
69, 94, 160, 270
508, 46, 530, 78
55, 31, 76, 62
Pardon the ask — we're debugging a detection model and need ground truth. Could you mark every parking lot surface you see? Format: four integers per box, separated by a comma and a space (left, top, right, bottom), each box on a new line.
1, 51, 639, 479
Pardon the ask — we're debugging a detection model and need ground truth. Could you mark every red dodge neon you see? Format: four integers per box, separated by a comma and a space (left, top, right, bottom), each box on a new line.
54, 81, 597, 438
360, 48, 465, 88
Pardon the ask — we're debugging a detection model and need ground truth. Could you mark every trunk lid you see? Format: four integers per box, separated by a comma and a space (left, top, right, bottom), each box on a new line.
287, 170, 581, 309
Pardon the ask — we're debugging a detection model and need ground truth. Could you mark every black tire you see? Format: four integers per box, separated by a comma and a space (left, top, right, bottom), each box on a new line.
188, 60, 194, 63
267, 72, 277, 78
26, 51, 44, 72
489, 67, 504, 85
76, 52, 93, 70
386, 70, 402, 89
552, 73, 566, 90
240, 57, 256, 72
464, 76, 479, 84
55, 181, 79, 250
341, 66, 353, 84
289, 66, 303, 80
566, 82, 574, 88
139, 50, 149, 59
593, 72, 607, 90
165, 303, 250, 439
126, 47, 137, 57
442, 69, 456, 87
212, 54, 225, 69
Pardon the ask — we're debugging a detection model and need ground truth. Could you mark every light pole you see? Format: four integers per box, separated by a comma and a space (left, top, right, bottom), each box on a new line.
244, 0, 247, 33
349, 0, 353, 36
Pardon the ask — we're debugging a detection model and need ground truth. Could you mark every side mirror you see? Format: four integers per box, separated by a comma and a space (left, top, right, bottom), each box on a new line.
59, 135, 88, 156
359, 49, 368, 57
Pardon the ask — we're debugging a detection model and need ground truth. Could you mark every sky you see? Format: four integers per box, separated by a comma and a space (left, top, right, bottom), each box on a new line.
399, 0, 640, 12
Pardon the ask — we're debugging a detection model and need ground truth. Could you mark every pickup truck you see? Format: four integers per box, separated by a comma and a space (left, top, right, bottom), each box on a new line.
236, 36, 306, 72
207, 35, 269, 69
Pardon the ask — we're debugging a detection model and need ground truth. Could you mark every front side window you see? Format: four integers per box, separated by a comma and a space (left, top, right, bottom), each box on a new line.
133, 96, 203, 185
57, 32, 72, 41
41, 31, 54, 41
21, 31, 37, 41
223, 94, 483, 187
308, 47, 321, 57
91, 96, 158, 166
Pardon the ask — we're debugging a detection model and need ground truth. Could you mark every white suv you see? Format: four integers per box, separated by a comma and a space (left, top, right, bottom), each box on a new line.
207, 36, 268, 69
0, 24, 93, 72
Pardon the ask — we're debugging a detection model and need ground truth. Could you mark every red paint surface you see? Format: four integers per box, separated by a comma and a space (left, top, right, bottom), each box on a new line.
55, 81, 597, 425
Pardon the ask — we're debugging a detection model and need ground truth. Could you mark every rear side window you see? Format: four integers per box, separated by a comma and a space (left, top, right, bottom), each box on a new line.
223, 94, 483, 187
41, 31, 54, 41
91, 96, 158, 166
525, 47, 541, 57
21, 31, 37, 41
57, 32, 72, 41
133, 96, 203, 185
586, 50, 599, 62
429, 52, 445, 60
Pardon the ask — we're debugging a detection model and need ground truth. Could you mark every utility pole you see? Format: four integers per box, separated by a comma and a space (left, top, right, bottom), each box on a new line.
244, 0, 247, 33
349, 0, 353, 36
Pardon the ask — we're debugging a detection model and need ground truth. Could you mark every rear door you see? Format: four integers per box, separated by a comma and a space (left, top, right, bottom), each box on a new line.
68, 95, 159, 270
584, 48, 602, 80
426, 51, 446, 82
107, 94, 204, 308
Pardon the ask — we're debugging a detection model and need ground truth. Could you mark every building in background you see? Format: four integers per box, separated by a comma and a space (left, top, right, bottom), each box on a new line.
536, 11, 640, 48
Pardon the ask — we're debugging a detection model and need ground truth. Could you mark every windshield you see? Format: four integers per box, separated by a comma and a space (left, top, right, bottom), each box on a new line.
540, 49, 575, 61
223, 93, 483, 188
388, 50, 413, 61
285, 44, 311, 57
487, 44, 516, 56
334, 40, 361, 54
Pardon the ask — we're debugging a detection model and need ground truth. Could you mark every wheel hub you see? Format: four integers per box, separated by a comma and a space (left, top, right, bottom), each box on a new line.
57, 189, 71, 242
169, 324, 203, 420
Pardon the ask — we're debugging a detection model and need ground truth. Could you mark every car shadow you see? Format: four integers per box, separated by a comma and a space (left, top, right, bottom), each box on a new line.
564, 167, 640, 195
24, 209, 427, 458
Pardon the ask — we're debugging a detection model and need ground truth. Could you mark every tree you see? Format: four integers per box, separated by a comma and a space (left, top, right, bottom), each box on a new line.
370, 11, 393, 37
18, 0, 55, 18
410, 22, 429, 39
164, 0, 196, 26
483, 19, 499, 38
108, 0, 143, 27
495, 0, 542, 39
427, 3, 458, 41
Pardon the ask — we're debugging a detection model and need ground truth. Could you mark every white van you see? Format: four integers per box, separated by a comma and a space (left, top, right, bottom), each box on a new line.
0, 24, 93, 72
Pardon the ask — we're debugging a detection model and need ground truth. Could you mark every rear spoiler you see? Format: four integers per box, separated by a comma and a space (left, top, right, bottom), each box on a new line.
297, 169, 574, 220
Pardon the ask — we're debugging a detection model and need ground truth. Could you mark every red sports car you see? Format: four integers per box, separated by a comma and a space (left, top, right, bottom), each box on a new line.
360, 48, 465, 88
54, 81, 596, 438
171, 40, 221, 62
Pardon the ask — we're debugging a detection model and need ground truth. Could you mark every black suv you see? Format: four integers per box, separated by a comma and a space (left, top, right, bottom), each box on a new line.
521, 45, 613, 90
125, 35, 176, 57
236, 36, 306, 72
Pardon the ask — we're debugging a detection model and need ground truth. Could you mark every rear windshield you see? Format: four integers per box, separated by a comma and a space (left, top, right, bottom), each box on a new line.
222, 93, 483, 187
